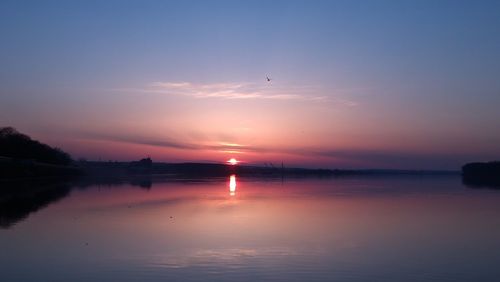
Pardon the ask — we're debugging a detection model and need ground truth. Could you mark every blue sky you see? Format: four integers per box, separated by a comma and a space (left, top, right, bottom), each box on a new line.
1, 0, 499, 169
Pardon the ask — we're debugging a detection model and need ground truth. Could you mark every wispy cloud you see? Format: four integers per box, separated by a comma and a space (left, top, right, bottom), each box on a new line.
78, 131, 262, 154
114, 81, 334, 102
151, 81, 324, 100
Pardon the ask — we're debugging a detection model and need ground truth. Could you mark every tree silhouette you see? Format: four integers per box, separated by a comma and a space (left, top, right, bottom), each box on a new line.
0, 127, 72, 165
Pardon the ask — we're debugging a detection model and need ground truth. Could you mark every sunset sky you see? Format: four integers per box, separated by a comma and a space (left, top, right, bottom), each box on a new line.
1, 0, 499, 169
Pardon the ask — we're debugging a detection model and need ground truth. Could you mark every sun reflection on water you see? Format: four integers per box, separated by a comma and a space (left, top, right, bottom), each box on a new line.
229, 174, 236, 196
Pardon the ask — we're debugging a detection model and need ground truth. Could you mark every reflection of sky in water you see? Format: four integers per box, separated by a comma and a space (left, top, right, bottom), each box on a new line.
1, 176, 500, 281
144, 247, 299, 269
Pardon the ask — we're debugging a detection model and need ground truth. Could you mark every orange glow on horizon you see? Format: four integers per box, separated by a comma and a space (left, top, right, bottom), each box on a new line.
227, 158, 239, 165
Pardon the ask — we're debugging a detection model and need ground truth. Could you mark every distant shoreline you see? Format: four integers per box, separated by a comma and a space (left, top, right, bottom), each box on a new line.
76, 160, 462, 176
1, 156, 459, 181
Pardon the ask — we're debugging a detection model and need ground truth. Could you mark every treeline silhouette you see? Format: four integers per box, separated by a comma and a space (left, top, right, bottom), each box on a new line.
0, 127, 72, 165
462, 161, 500, 188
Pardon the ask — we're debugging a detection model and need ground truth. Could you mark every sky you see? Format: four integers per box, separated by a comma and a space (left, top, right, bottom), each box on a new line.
1, 0, 499, 169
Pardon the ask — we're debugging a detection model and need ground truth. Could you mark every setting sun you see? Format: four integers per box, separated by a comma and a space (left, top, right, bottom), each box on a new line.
227, 158, 239, 165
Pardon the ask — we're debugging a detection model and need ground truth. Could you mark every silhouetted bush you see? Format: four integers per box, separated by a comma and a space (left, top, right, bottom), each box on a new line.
0, 127, 72, 165
130, 157, 153, 168
462, 161, 500, 188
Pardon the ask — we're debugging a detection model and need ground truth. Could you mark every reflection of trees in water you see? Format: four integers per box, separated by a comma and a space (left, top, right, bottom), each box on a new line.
0, 181, 71, 229
72, 175, 152, 190
0, 175, 154, 229
462, 177, 500, 189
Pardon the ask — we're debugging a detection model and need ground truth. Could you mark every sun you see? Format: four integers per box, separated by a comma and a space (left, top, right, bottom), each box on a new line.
227, 158, 239, 165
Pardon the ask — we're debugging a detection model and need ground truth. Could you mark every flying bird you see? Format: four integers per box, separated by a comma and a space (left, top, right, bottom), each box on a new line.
266, 76, 271, 82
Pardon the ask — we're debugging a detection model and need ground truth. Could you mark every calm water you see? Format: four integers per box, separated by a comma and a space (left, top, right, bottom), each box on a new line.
1, 175, 500, 282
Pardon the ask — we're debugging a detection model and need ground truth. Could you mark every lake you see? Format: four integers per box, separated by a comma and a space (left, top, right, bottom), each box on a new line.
1, 175, 500, 281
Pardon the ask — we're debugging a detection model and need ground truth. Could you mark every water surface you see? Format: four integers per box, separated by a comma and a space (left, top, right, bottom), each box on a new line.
1, 175, 500, 281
